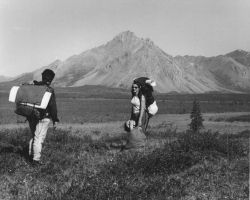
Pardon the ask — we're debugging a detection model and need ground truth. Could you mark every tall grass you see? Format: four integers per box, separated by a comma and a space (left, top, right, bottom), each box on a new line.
0, 126, 248, 199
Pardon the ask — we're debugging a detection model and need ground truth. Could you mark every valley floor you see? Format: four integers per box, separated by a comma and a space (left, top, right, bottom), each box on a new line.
1, 112, 250, 135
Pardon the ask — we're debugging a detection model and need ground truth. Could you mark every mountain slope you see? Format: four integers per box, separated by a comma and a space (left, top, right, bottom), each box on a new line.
0, 76, 13, 83
175, 51, 250, 92
1, 31, 250, 93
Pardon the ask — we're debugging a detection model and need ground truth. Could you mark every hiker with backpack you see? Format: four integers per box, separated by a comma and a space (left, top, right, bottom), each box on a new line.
111, 77, 158, 150
125, 77, 158, 133
26, 69, 59, 165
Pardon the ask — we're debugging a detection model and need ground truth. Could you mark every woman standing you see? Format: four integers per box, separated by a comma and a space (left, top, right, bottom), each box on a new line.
125, 77, 158, 133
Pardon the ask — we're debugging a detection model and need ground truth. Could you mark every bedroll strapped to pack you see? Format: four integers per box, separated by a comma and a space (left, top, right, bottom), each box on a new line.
133, 77, 156, 93
15, 103, 41, 119
9, 84, 52, 119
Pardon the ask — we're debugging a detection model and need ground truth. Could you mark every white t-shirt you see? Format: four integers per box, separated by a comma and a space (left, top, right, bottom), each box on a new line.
131, 96, 140, 114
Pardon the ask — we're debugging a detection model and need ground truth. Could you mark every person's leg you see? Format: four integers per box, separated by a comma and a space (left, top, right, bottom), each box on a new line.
142, 111, 150, 133
129, 113, 139, 130
32, 118, 50, 161
28, 118, 38, 158
145, 113, 151, 132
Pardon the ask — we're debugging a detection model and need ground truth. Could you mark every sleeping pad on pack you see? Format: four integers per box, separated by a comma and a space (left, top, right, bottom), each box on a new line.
9, 84, 52, 119
9, 85, 52, 109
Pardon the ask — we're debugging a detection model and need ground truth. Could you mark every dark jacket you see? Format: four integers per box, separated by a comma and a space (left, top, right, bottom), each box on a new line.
33, 80, 59, 123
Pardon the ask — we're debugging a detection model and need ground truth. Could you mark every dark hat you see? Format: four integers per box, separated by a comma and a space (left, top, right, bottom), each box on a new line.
42, 69, 55, 82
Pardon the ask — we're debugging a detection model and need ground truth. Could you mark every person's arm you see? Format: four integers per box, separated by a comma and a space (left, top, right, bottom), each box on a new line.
48, 89, 59, 125
138, 95, 146, 127
130, 105, 133, 120
51, 93, 59, 124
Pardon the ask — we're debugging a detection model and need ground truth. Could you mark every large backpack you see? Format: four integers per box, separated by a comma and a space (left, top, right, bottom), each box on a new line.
9, 84, 52, 119
133, 77, 156, 107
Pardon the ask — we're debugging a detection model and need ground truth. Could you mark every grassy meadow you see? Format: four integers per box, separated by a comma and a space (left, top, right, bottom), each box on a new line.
2, 85, 250, 124
0, 86, 249, 199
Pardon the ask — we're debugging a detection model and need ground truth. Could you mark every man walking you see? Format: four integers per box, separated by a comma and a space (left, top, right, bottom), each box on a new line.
27, 69, 59, 166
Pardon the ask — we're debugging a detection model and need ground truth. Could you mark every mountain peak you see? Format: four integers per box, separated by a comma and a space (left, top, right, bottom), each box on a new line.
3, 30, 250, 93
226, 49, 250, 67
116, 30, 136, 39
227, 49, 249, 57
112, 31, 140, 44
109, 31, 157, 52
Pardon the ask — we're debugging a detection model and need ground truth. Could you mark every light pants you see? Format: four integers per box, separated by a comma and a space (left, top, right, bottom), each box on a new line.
28, 118, 50, 161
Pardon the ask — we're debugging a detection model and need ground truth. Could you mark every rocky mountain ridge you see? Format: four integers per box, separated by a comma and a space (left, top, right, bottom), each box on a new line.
1, 31, 250, 93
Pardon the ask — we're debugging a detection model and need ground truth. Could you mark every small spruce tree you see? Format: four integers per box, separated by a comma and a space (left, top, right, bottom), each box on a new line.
189, 99, 204, 132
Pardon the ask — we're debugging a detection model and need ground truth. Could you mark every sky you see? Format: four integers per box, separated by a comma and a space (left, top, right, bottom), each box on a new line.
0, 0, 250, 77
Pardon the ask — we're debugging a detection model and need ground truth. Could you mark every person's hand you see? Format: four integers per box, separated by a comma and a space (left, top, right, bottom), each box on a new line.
53, 121, 58, 130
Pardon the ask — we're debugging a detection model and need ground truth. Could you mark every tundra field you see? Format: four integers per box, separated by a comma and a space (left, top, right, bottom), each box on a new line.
0, 86, 249, 199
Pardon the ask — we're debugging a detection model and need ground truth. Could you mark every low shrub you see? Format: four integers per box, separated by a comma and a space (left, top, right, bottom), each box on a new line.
226, 114, 250, 122
0, 127, 248, 199
147, 121, 177, 139
178, 130, 248, 159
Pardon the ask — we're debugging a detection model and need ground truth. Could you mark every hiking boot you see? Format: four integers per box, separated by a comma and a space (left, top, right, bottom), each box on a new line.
31, 160, 44, 167
110, 140, 127, 149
